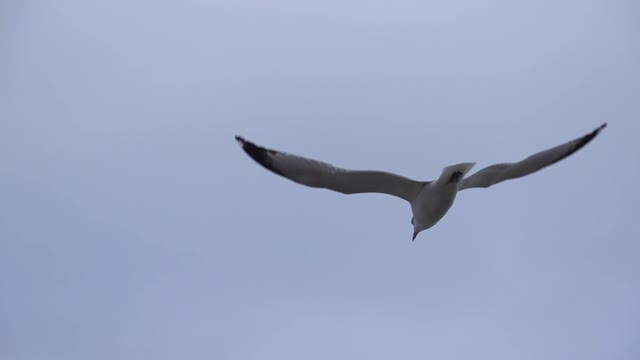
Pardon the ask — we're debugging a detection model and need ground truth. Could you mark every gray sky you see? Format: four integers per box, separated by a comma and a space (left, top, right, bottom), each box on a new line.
1, 0, 639, 359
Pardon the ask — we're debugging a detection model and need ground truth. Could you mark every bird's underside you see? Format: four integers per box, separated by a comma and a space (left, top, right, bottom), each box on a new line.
235, 123, 607, 240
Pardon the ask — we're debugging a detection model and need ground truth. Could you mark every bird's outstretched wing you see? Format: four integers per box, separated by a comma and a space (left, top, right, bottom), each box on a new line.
459, 123, 606, 191
235, 136, 426, 201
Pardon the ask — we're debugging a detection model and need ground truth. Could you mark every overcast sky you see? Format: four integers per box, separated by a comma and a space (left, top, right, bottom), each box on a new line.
1, 0, 639, 359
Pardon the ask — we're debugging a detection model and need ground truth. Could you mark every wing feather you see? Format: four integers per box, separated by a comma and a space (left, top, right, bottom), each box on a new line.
459, 123, 606, 190
235, 136, 426, 202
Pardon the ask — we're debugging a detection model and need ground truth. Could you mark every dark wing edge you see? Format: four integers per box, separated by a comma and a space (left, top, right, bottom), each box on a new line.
234, 136, 426, 201
551, 122, 607, 164
235, 136, 286, 177
459, 123, 607, 190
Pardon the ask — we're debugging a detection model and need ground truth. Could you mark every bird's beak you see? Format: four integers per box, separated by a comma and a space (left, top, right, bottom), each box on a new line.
412, 230, 418, 241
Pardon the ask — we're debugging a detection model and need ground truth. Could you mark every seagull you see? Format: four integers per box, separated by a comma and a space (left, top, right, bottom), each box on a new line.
235, 123, 606, 241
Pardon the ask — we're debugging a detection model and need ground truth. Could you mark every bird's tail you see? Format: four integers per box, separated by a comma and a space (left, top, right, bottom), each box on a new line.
437, 162, 476, 185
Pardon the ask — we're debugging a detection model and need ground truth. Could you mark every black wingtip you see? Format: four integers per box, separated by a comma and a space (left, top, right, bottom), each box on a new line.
583, 123, 607, 144
587, 122, 607, 140
234, 136, 286, 177
565, 123, 607, 158
235, 136, 266, 161
544, 123, 606, 166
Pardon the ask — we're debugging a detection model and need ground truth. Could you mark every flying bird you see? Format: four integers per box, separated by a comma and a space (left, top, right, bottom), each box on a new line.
235, 123, 606, 241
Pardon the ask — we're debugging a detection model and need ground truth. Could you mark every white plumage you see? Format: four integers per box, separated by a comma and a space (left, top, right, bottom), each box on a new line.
236, 123, 606, 240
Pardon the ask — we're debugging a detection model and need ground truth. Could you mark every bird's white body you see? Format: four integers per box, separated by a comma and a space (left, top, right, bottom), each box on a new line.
235, 123, 606, 241
411, 162, 476, 238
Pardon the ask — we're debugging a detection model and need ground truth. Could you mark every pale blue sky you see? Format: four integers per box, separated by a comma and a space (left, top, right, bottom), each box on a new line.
1, 0, 639, 359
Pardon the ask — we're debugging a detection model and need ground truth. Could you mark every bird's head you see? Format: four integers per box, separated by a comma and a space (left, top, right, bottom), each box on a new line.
412, 224, 426, 242
412, 219, 439, 241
